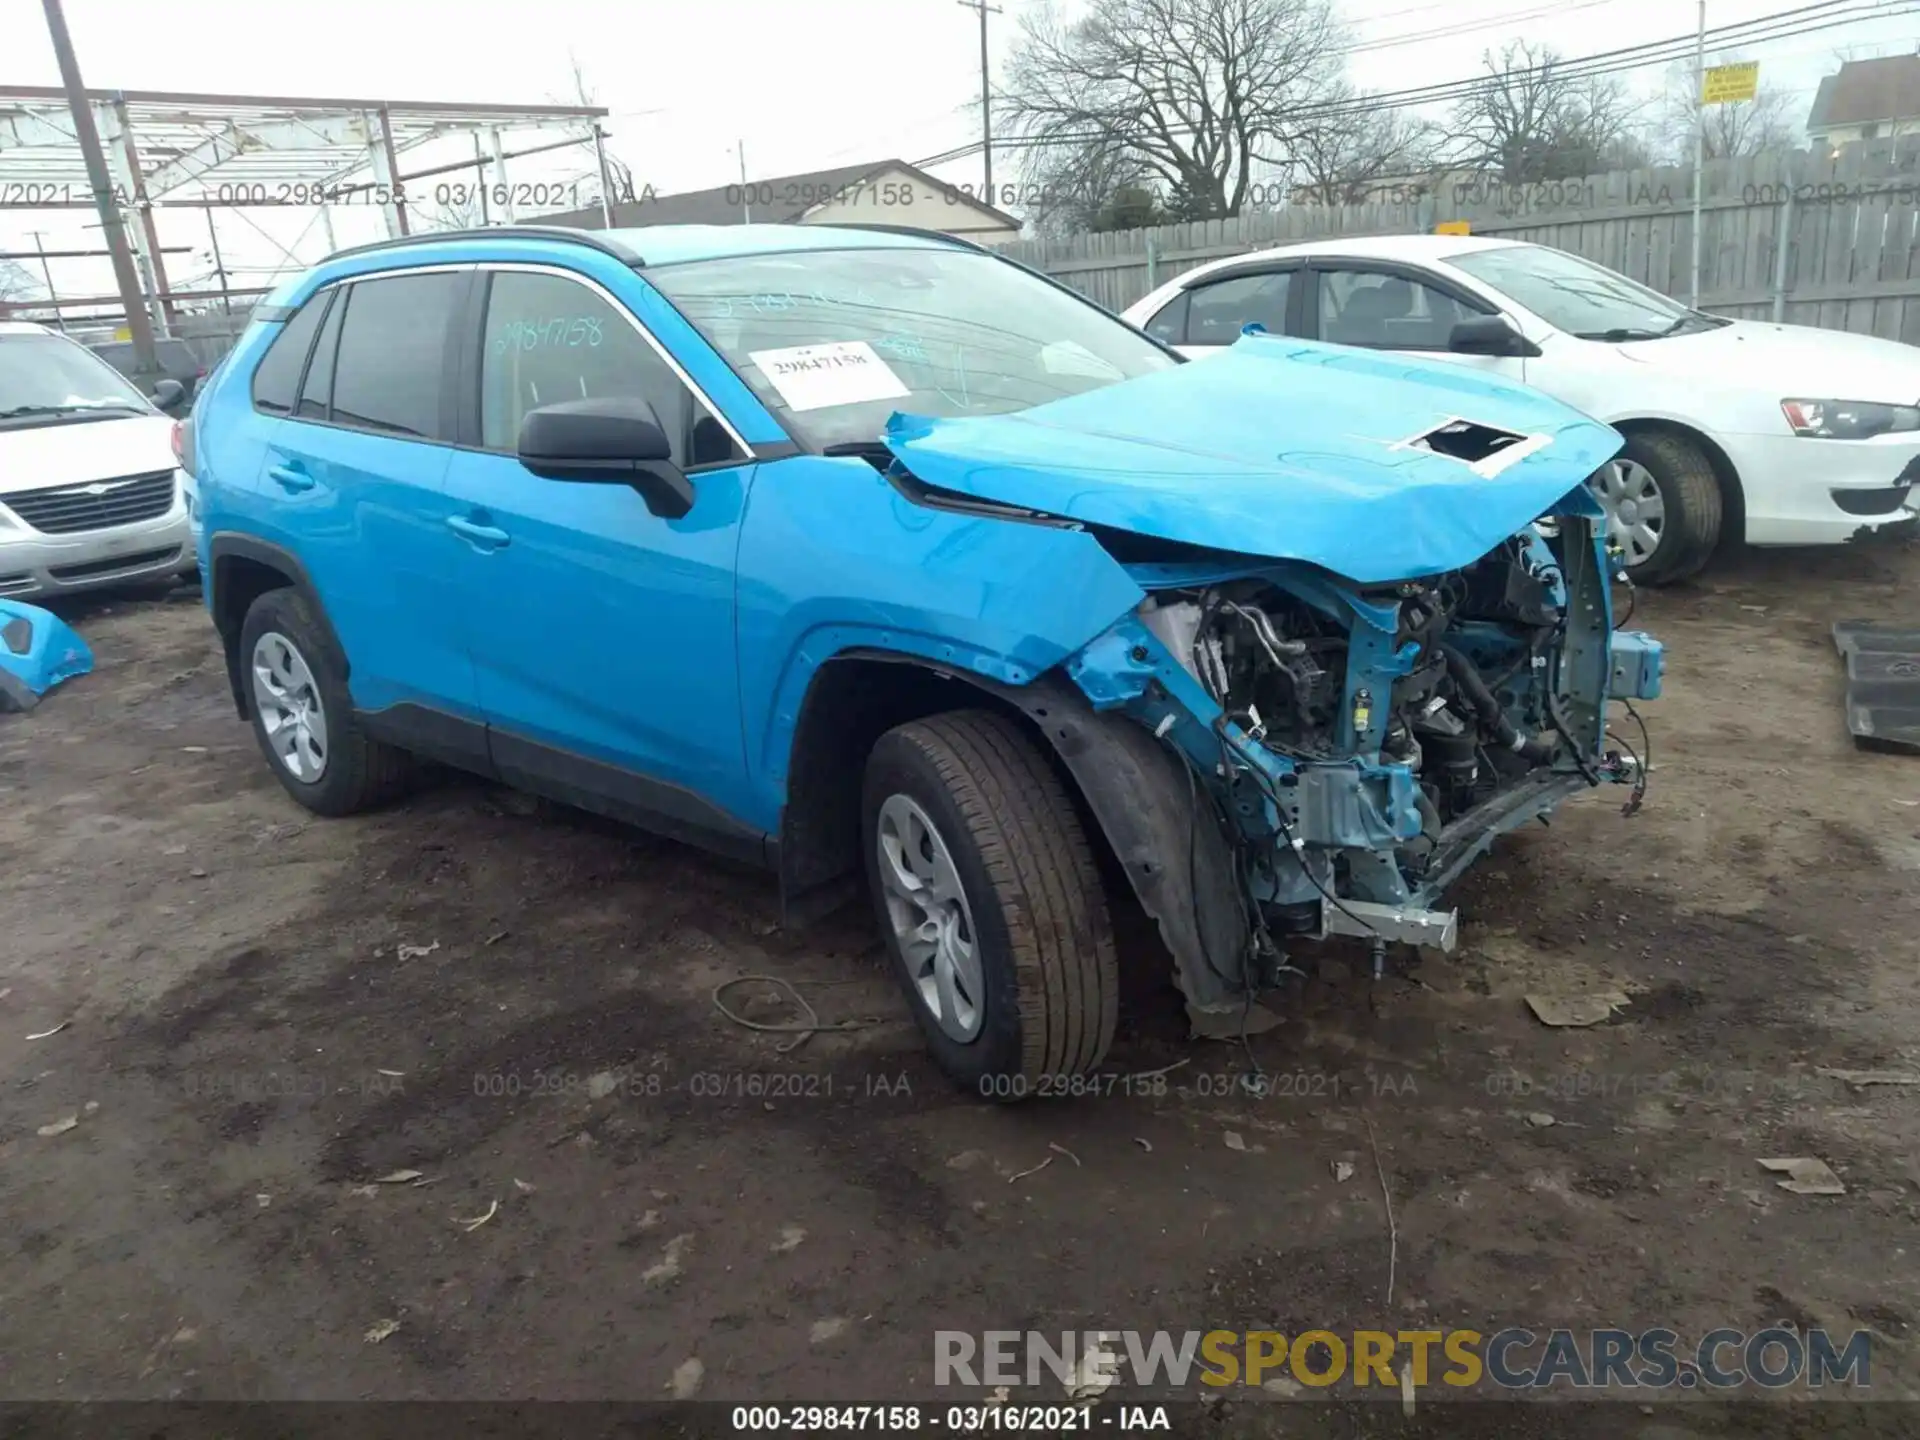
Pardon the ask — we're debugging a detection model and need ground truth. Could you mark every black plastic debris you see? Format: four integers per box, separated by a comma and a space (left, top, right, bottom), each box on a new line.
1833, 621, 1920, 754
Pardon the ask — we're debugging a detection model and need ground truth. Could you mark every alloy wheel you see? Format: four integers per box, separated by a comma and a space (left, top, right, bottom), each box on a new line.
875, 793, 984, 1043
251, 630, 329, 783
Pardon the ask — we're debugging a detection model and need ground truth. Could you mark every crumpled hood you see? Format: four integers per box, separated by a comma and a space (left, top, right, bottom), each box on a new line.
884, 333, 1620, 583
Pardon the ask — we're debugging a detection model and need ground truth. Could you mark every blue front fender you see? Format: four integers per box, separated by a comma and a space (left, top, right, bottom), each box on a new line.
734, 455, 1145, 830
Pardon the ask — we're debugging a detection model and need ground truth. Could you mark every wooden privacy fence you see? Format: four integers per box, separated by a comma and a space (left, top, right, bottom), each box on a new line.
1000, 138, 1920, 345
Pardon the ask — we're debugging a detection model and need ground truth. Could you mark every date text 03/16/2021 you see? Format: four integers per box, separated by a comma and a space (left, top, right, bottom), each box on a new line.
728, 1405, 1169, 1431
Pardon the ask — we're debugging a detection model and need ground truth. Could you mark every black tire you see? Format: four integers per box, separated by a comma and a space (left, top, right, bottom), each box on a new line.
238, 587, 414, 816
862, 710, 1118, 1099
1597, 430, 1724, 586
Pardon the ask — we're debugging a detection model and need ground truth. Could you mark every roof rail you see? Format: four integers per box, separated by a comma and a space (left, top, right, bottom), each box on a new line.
323, 224, 645, 266
812, 222, 988, 254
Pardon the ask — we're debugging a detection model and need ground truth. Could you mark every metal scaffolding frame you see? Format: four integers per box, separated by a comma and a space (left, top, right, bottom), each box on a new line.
0, 84, 612, 337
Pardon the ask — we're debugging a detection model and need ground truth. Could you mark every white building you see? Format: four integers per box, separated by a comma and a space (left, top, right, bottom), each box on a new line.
1806, 55, 1920, 148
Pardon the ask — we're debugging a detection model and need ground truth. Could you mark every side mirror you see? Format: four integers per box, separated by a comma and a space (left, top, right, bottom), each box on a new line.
517, 397, 695, 519
1449, 314, 1540, 358
151, 377, 187, 412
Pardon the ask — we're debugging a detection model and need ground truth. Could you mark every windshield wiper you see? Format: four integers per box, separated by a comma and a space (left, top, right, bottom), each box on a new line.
1575, 311, 1727, 343
822, 439, 902, 473
1571, 326, 1665, 342
0, 401, 145, 420
1657, 310, 1727, 336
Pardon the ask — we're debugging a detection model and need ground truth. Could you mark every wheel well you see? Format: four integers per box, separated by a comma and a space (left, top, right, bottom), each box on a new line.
211, 554, 293, 718
779, 656, 1095, 915
780, 654, 1244, 1015
1612, 417, 1746, 552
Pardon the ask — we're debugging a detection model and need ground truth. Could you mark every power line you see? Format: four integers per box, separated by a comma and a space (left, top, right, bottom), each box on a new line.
1342, 0, 1626, 55
1323, 0, 1894, 111
912, 0, 1909, 167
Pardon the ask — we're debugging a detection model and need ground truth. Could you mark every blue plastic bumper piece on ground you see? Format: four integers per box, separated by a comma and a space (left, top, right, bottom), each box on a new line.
0, 600, 93, 713
1608, 629, 1665, 701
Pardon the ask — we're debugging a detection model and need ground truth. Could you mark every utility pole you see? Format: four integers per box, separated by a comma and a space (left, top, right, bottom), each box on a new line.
474, 133, 491, 225
591, 123, 616, 228
41, 0, 154, 371
1689, 0, 1705, 308
28, 231, 64, 332
738, 140, 750, 223
957, 0, 1002, 204
205, 208, 231, 316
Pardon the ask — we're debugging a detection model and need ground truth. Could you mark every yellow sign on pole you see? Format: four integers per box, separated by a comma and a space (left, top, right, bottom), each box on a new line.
1434, 220, 1471, 235
1702, 61, 1760, 106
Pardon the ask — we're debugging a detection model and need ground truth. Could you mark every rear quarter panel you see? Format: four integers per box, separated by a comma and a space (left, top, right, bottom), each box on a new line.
193, 317, 284, 582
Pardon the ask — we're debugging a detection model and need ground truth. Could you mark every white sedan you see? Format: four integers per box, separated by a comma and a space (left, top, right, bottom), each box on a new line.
1121, 235, 1920, 584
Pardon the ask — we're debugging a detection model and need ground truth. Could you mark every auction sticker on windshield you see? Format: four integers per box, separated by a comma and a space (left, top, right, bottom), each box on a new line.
748, 341, 910, 411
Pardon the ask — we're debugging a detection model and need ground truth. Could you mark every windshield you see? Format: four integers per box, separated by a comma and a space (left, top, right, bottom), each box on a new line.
647, 246, 1179, 449
0, 331, 151, 423
1447, 244, 1706, 340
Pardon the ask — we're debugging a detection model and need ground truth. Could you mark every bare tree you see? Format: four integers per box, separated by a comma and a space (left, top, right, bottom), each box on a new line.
1003, 0, 1347, 221
552, 55, 637, 207
416, 184, 487, 233
1289, 94, 1439, 205
1445, 41, 1646, 183
1653, 55, 1799, 162
1022, 140, 1164, 236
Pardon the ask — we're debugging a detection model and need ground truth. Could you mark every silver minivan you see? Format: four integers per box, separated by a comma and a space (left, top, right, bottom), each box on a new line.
0, 322, 194, 601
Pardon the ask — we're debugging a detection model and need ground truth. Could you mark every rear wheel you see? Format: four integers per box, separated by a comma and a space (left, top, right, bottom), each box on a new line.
239, 587, 413, 816
862, 710, 1117, 1098
1588, 431, 1723, 586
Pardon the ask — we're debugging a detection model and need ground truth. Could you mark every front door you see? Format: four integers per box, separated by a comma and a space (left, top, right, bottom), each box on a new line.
1306, 262, 1528, 385
440, 265, 763, 852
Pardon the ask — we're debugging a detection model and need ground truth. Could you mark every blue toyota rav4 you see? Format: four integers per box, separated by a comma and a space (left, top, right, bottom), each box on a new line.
192, 222, 1662, 1093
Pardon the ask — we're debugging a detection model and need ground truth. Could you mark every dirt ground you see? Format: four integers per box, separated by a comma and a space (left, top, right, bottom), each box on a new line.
2, 540, 1918, 1434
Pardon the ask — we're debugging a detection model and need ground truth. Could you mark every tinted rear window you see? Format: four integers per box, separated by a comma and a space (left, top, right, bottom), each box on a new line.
329, 272, 461, 440
298, 291, 344, 419
250, 297, 328, 414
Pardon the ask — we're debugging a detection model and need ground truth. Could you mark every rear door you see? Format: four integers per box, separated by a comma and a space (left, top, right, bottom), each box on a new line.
254, 267, 480, 731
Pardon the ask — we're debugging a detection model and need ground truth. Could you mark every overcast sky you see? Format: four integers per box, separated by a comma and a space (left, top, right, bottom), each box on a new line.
3, 0, 1915, 306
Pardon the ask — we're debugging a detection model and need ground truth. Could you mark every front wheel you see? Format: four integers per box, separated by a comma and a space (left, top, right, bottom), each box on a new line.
862, 710, 1117, 1098
1588, 431, 1724, 586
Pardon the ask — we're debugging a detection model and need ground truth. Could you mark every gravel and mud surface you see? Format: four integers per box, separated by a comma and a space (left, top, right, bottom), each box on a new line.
2, 545, 1917, 1436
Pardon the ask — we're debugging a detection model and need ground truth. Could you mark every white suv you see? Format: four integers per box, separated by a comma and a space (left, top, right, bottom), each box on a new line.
0, 322, 193, 600
1122, 235, 1920, 584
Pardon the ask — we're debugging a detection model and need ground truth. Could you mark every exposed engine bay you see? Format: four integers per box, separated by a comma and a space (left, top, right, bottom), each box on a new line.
1146, 532, 1574, 827
1125, 516, 1660, 958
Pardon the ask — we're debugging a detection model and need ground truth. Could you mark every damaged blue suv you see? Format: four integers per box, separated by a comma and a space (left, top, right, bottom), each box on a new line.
193, 222, 1663, 1092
